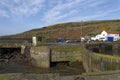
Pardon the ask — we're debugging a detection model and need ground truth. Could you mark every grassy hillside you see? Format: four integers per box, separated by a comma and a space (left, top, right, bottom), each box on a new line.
1, 20, 120, 40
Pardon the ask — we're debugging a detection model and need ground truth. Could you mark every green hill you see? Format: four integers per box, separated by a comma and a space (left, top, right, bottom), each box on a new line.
1, 20, 120, 41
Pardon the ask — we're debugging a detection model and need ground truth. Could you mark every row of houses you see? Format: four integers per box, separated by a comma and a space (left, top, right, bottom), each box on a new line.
81, 30, 120, 42
32, 30, 120, 46
90, 30, 120, 41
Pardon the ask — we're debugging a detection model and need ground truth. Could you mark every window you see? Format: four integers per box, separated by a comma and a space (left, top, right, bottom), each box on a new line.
103, 34, 105, 36
38, 37, 43, 41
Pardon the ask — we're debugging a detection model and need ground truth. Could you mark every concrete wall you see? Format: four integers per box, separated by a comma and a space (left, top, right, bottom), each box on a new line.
50, 46, 83, 62
51, 50, 82, 62
32, 37, 37, 46
30, 45, 83, 68
83, 44, 120, 72
30, 46, 50, 68
84, 74, 120, 80
21, 45, 26, 54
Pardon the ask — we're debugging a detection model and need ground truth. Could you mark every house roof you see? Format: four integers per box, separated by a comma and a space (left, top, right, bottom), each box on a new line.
106, 31, 119, 34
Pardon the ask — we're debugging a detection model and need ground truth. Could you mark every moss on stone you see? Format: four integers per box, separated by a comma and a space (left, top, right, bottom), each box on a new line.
0, 74, 10, 80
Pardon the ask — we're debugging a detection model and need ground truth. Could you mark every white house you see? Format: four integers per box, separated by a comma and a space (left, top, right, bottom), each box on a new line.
107, 31, 120, 41
91, 30, 120, 41
80, 37, 85, 41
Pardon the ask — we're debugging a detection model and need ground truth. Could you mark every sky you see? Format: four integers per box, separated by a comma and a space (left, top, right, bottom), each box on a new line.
0, 0, 120, 36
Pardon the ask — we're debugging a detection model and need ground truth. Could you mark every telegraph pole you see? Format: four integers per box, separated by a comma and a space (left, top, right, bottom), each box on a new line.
81, 20, 83, 37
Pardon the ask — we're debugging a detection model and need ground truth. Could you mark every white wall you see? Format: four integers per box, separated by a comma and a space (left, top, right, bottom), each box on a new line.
32, 36, 37, 46
108, 34, 120, 41
92, 31, 108, 41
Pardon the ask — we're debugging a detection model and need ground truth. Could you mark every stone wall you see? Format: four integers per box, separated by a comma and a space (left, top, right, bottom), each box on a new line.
30, 46, 50, 68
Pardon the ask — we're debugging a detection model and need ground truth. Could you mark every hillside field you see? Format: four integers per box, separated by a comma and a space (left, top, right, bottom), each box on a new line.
1, 20, 120, 41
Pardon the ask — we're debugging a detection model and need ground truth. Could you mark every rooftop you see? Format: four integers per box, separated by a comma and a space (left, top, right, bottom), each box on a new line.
106, 31, 119, 34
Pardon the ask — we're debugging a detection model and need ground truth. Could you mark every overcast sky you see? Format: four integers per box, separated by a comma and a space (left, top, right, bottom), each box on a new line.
0, 0, 120, 36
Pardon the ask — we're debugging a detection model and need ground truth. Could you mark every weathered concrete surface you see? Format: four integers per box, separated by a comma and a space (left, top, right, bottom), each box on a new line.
21, 45, 26, 54
30, 46, 50, 68
0, 73, 119, 80
50, 45, 83, 62
58, 73, 120, 80
30, 45, 83, 68
84, 74, 120, 80
84, 43, 120, 72
51, 51, 82, 62
0, 73, 60, 80
0, 43, 22, 48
